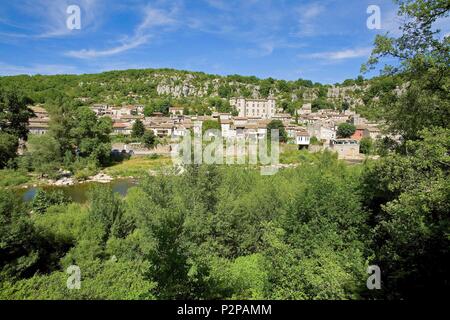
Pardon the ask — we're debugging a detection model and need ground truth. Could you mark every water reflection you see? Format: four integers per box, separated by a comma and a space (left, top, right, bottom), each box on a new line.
19, 179, 137, 203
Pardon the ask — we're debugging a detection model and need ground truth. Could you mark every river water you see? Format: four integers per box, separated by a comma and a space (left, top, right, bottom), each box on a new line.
18, 179, 138, 203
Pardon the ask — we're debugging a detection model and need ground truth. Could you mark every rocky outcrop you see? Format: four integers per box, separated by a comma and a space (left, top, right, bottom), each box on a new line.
52, 177, 75, 186
88, 173, 113, 183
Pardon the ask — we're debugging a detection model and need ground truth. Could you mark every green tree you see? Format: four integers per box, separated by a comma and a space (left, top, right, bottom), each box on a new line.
208, 97, 234, 113
260, 79, 273, 98
142, 130, 157, 149
267, 120, 288, 143
87, 186, 128, 243
69, 107, 113, 165
47, 101, 76, 156
361, 0, 449, 141
362, 127, 450, 299
218, 84, 232, 98
0, 89, 34, 140
202, 120, 221, 136
312, 97, 334, 112
0, 189, 39, 280
0, 260, 156, 300
131, 119, 145, 138
359, 137, 373, 154
0, 132, 18, 169
24, 134, 61, 176
31, 189, 70, 214
337, 123, 356, 138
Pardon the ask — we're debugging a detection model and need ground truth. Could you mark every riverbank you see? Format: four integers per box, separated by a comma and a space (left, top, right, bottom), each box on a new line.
6, 171, 117, 190
18, 178, 138, 203
103, 156, 172, 178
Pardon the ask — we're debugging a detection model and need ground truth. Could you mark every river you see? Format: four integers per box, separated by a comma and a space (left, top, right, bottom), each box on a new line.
18, 179, 138, 203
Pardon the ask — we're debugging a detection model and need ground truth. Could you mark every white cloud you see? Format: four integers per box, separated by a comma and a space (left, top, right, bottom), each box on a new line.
380, 8, 403, 37
295, 3, 325, 37
379, 7, 450, 38
66, 4, 178, 59
300, 3, 324, 20
299, 47, 372, 60
66, 35, 150, 58
137, 6, 177, 31
17, 0, 103, 38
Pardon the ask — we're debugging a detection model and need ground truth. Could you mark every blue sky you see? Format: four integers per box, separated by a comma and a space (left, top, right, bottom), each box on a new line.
0, 0, 448, 84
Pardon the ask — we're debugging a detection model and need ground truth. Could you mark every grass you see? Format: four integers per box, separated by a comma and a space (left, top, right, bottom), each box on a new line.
279, 145, 315, 164
0, 169, 31, 187
104, 155, 172, 178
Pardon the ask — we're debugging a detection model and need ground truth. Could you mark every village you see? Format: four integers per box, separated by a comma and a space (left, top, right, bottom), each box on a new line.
27, 97, 384, 162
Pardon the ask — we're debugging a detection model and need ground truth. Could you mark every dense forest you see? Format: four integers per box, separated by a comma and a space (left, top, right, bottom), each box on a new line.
0, 0, 449, 300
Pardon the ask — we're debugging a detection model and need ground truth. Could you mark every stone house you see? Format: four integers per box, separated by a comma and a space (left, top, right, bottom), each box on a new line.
351, 125, 367, 141
169, 106, 184, 116
229, 98, 276, 119
363, 126, 382, 140
28, 118, 49, 135
112, 122, 132, 135
329, 139, 360, 158
295, 130, 310, 148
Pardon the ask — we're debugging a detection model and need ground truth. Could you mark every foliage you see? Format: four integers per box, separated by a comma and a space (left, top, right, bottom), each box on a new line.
0, 189, 67, 281
312, 97, 334, 112
70, 107, 113, 165
0, 260, 156, 300
47, 104, 112, 167
361, 127, 450, 299
0, 189, 38, 280
208, 97, 235, 114
144, 99, 171, 116
31, 189, 70, 214
202, 120, 221, 135
362, 0, 449, 141
359, 137, 373, 154
280, 146, 317, 164
32, 203, 88, 246
142, 130, 157, 149
267, 120, 288, 143
119, 158, 369, 299
0, 169, 30, 187
131, 119, 145, 138
23, 134, 61, 176
0, 132, 19, 169
71, 158, 100, 181
309, 136, 321, 145
0, 88, 33, 140
337, 123, 356, 138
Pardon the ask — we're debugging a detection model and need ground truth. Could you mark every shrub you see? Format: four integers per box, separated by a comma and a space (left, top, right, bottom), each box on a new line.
32, 189, 70, 214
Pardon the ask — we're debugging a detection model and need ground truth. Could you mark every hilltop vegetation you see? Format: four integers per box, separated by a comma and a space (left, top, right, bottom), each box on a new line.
0, 0, 448, 300
0, 67, 369, 116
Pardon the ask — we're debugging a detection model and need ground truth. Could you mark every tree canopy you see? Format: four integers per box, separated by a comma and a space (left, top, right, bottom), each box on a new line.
337, 123, 356, 138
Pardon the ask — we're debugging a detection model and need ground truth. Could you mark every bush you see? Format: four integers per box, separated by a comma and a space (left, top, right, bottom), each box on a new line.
337, 123, 356, 138
0, 169, 30, 187
142, 131, 157, 149
32, 189, 70, 214
267, 120, 288, 143
71, 159, 99, 181
360, 137, 373, 154
147, 154, 160, 160
0, 132, 19, 169
309, 136, 322, 145
23, 134, 61, 178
